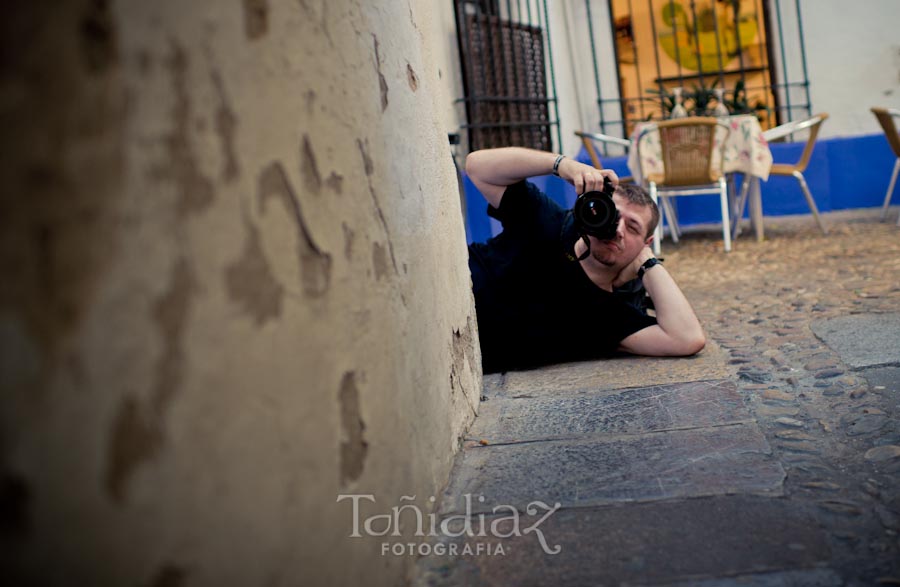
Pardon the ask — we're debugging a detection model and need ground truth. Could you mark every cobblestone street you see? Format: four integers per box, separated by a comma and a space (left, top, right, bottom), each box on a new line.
666, 209, 900, 584
416, 208, 900, 586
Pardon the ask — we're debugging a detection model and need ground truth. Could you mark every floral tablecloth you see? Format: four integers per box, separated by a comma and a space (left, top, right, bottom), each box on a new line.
627, 114, 773, 184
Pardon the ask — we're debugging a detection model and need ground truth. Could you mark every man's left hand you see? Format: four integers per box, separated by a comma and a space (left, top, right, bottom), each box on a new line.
613, 247, 656, 288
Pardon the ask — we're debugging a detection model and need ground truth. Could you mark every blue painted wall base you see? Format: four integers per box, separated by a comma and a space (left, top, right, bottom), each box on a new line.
463, 133, 898, 244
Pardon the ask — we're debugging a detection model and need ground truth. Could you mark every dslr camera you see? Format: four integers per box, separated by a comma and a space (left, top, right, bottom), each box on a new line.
572, 176, 620, 241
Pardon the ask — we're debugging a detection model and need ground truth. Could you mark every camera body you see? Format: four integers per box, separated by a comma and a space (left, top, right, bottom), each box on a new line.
572, 176, 620, 241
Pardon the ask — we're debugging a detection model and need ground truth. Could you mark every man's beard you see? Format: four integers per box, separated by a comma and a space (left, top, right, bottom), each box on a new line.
591, 246, 619, 267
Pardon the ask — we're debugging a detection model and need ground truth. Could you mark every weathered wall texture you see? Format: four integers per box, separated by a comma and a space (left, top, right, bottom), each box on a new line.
0, 1, 481, 585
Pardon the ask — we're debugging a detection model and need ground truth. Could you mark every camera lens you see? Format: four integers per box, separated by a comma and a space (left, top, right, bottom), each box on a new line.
573, 190, 619, 241
582, 196, 615, 228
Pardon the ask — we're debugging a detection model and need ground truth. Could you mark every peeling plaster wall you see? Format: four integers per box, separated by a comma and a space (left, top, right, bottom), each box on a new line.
0, 1, 481, 585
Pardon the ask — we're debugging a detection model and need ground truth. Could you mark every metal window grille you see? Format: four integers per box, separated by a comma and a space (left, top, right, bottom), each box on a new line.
454, 0, 561, 153
580, 0, 811, 142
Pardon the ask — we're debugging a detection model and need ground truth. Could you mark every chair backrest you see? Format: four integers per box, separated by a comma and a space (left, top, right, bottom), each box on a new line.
871, 107, 900, 158
641, 117, 728, 186
578, 133, 603, 169
762, 113, 828, 173
574, 130, 631, 170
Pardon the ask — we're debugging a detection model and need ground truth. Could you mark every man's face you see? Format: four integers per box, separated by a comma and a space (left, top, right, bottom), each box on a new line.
586, 194, 654, 268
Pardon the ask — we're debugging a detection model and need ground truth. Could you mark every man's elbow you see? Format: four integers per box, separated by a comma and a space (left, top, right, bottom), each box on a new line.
465, 150, 487, 177
676, 332, 706, 356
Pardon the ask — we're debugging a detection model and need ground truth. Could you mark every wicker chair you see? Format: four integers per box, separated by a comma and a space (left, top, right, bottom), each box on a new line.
732, 113, 829, 239
574, 130, 633, 183
871, 107, 900, 225
636, 117, 732, 254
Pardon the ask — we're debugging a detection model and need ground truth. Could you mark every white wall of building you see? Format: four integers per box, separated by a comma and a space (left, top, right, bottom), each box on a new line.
435, 0, 900, 154
555, 0, 620, 156
791, 0, 900, 137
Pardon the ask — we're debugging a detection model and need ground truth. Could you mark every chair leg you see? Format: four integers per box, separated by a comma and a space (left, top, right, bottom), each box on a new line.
793, 171, 827, 235
666, 197, 682, 237
662, 197, 681, 243
719, 177, 732, 252
731, 175, 752, 241
882, 158, 900, 221
649, 182, 662, 256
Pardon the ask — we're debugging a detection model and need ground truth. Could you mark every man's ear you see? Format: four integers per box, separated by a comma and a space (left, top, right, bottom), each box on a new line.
644, 234, 655, 246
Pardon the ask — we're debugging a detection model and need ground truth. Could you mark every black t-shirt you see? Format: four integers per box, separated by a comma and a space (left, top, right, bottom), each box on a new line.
468, 180, 657, 373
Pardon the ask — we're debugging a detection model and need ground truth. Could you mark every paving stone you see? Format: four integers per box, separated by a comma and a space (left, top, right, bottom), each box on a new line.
416, 497, 832, 587
849, 388, 868, 399
805, 359, 839, 371
865, 445, 900, 463
800, 481, 842, 491
875, 428, 900, 448
817, 500, 864, 516
875, 505, 900, 531
863, 481, 881, 497
814, 368, 845, 379
657, 568, 844, 587
863, 366, 900, 395
761, 389, 794, 402
482, 340, 732, 397
739, 369, 773, 384
756, 404, 800, 418
778, 443, 819, 455
775, 430, 815, 441
775, 417, 805, 428
837, 375, 864, 387
810, 313, 900, 369
469, 380, 749, 443
441, 424, 784, 514
841, 412, 890, 436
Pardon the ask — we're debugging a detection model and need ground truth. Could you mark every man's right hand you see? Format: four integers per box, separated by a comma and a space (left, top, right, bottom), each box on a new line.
466, 148, 619, 210
558, 158, 618, 196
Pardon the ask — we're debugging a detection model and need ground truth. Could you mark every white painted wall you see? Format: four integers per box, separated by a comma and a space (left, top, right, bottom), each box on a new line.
789, 0, 900, 137
436, 0, 900, 152
555, 0, 620, 156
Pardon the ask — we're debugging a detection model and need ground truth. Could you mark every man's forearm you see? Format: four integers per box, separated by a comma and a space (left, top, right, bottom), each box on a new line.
466, 147, 616, 210
466, 147, 559, 187
642, 264, 705, 352
466, 148, 560, 208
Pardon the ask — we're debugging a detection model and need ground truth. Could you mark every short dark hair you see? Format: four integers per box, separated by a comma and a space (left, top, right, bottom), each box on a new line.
615, 183, 659, 238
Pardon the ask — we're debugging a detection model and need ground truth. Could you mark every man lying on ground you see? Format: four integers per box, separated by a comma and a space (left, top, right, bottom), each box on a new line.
467, 147, 705, 373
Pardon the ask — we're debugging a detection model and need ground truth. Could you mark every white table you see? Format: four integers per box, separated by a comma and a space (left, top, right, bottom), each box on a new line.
627, 115, 774, 241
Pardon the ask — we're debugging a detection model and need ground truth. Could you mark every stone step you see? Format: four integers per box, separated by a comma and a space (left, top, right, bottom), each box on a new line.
442, 421, 784, 514
470, 379, 750, 444
416, 496, 834, 587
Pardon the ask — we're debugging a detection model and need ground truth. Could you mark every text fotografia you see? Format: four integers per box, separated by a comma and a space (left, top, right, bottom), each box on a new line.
337, 494, 562, 556
382, 541, 503, 557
